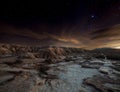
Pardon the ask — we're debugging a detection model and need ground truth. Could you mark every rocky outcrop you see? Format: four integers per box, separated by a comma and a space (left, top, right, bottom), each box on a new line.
84, 75, 120, 92
91, 48, 120, 60
0, 43, 86, 60
0, 43, 120, 92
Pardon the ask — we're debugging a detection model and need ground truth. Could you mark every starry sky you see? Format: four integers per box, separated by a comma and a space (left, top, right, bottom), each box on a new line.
0, 0, 120, 49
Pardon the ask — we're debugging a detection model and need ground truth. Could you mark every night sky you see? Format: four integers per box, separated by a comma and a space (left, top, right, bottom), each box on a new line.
0, 0, 120, 49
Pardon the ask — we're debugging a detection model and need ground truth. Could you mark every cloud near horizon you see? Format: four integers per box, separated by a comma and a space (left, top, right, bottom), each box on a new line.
0, 23, 120, 49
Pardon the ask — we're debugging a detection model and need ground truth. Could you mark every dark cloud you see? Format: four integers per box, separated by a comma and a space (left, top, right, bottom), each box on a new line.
0, 23, 120, 49
91, 28, 110, 35
91, 24, 120, 40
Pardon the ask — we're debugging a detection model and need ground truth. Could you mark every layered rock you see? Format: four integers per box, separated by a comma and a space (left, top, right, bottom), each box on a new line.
0, 43, 86, 60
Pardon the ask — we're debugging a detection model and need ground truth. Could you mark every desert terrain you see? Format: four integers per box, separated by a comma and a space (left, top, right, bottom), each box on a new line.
0, 43, 120, 92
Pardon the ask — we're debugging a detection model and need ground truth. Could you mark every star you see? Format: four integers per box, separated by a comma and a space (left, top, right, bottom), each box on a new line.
91, 15, 95, 18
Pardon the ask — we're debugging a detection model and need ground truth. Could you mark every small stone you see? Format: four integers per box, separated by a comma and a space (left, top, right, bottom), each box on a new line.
99, 67, 113, 74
